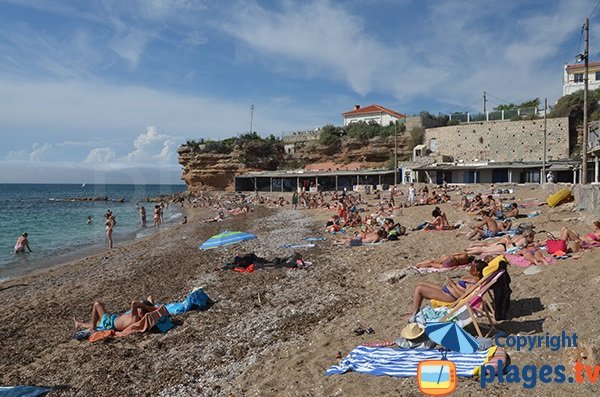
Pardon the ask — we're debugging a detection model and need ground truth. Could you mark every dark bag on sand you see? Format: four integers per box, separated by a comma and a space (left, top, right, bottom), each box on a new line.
492, 261, 512, 321
515, 222, 534, 234
222, 253, 268, 270
272, 252, 304, 268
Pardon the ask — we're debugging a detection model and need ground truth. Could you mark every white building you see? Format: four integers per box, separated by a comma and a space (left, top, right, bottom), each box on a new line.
342, 104, 406, 126
563, 61, 600, 96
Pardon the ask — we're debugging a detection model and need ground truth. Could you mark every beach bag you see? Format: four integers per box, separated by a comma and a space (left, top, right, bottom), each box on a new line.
154, 316, 175, 333
546, 233, 567, 254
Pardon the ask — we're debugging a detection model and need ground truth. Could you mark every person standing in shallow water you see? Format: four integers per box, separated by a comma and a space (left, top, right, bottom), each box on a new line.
105, 213, 115, 249
140, 206, 147, 227
153, 205, 161, 227
14, 232, 32, 254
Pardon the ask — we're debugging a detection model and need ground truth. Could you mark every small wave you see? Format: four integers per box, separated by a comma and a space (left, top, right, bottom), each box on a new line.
136, 230, 154, 239
166, 212, 183, 222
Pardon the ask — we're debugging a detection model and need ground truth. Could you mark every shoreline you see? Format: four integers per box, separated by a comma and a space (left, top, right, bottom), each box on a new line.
0, 205, 191, 283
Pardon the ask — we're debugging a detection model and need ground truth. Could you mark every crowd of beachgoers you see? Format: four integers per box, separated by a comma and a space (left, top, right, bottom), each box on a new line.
3, 181, 600, 396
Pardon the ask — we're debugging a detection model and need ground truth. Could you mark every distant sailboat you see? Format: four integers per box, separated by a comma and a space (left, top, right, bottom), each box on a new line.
82, 182, 86, 187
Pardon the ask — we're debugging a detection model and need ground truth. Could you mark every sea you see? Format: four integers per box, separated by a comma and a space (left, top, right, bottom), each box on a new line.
0, 184, 187, 281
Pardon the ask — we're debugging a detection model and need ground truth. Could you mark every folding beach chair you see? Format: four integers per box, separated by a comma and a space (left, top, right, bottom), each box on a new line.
440, 270, 505, 338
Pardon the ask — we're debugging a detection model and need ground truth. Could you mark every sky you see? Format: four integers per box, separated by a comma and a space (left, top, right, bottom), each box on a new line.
1, 0, 599, 183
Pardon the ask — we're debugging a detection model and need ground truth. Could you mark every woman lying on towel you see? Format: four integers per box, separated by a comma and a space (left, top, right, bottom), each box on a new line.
74, 297, 157, 332
405, 260, 488, 320
465, 230, 535, 255
415, 252, 475, 269
560, 221, 600, 243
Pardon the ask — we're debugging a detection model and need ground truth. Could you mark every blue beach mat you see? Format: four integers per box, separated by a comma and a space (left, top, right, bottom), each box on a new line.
325, 345, 495, 377
0, 386, 52, 397
305, 237, 327, 241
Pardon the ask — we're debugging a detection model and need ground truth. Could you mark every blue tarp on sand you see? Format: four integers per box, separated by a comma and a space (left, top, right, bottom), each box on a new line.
164, 288, 212, 315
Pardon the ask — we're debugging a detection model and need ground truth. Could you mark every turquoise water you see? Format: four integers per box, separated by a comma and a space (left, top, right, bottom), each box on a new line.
0, 184, 186, 280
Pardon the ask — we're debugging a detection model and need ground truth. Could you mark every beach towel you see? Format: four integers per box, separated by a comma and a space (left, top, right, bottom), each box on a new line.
582, 241, 600, 249
305, 237, 327, 241
325, 346, 497, 377
413, 264, 470, 274
504, 254, 557, 267
0, 386, 52, 397
279, 243, 316, 249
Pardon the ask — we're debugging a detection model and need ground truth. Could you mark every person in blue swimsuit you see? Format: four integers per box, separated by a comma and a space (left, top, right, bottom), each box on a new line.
74, 298, 157, 332
405, 260, 488, 319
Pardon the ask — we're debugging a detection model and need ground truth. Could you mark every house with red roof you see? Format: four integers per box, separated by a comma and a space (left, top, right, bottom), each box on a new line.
341, 104, 406, 126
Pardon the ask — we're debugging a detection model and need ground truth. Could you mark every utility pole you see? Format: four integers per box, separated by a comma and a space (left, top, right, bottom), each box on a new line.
250, 104, 255, 135
394, 121, 398, 186
483, 91, 487, 114
583, 18, 589, 184
543, 98, 547, 182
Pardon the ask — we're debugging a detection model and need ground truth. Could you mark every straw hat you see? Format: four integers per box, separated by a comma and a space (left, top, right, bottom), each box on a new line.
400, 323, 424, 340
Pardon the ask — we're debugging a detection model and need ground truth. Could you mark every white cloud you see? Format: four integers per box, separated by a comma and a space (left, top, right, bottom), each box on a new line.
29, 143, 52, 161
84, 147, 117, 164
222, 1, 396, 96
4, 143, 52, 162
221, 0, 592, 109
126, 126, 174, 163
108, 30, 153, 69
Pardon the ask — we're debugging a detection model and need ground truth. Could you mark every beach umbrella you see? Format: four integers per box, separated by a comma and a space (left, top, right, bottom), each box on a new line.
199, 231, 257, 250
424, 321, 479, 354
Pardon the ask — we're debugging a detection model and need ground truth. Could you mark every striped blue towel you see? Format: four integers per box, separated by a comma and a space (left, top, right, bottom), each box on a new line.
325, 346, 492, 377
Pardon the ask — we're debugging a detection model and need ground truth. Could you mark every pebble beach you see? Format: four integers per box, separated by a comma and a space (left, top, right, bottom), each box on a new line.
1, 185, 600, 396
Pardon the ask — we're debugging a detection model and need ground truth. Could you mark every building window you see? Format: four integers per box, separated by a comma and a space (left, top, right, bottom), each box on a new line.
574, 73, 584, 83
596, 71, 600, 81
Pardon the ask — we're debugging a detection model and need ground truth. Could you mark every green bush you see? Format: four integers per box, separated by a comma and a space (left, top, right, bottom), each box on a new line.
318, 124, 343, 146
409, 126, 425, 150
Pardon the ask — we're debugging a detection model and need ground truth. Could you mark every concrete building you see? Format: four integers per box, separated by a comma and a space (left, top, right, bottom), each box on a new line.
563, 61, 600, 96
234, 169, 396, 192
342, 104, 406, 126
409, 116, 579, 184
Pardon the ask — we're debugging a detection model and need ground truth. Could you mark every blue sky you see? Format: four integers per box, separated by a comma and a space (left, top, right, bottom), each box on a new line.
0, 0, 598, 183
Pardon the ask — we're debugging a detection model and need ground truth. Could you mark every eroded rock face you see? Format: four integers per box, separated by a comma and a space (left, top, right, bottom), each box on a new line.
178, 135, 412, 192
178, 146, 248, 193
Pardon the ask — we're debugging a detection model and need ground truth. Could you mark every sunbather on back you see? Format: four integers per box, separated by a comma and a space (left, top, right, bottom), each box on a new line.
415, 252, 474, 269
74, 298, 157, 332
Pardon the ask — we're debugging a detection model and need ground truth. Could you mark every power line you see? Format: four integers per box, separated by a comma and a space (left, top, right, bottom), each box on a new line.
590, 0, 600, 19
577, 24, 585, 55
485, 92, 515, 105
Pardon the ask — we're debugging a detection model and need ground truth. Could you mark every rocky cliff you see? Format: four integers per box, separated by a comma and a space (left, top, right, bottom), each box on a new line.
178, 135, 412, 192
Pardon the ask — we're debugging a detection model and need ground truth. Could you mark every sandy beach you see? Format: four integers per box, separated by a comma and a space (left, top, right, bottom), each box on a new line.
2, 185, 600, 396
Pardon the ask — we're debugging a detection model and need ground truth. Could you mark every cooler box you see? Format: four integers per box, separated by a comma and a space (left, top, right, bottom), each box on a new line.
546, 188, 572, 208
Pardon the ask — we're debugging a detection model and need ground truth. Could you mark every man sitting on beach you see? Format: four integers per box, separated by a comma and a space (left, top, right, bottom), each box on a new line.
467, 211, 500, 240
74, 298, 157, 332
14, 232, 32, 254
